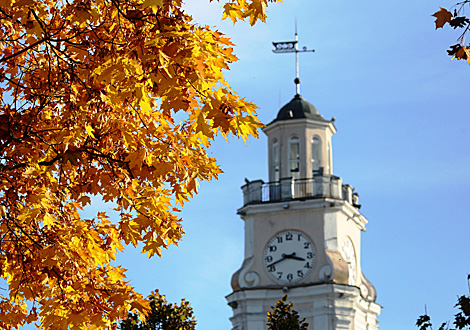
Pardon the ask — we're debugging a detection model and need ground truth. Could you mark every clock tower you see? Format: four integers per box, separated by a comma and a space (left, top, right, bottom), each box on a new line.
226, 93, 381, 330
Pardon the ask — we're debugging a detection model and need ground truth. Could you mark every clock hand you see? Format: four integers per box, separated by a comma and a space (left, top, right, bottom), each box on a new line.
284, 252, 305, 261
267, 254, 288, 268
287, 255, 305, 261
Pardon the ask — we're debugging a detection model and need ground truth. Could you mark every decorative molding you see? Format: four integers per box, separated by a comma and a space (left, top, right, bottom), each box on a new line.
359, 272, 377, 302
319, 265, 333, 281
360, 283, 369, 298
232, 256, 260, 289
244, 272, 260, 288
263, 117, 337, 136
325, 249, 349, 285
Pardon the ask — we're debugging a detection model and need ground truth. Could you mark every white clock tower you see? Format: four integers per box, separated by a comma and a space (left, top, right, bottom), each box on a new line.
226, 92, 381, 330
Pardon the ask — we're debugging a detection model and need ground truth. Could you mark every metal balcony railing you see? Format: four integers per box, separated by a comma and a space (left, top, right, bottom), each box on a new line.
241, 175, 360, 207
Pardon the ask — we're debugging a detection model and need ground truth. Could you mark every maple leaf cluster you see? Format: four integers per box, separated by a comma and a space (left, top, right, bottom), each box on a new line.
432, 3, 470, 64
0, 0, 278, 328
218, 0, 274, 25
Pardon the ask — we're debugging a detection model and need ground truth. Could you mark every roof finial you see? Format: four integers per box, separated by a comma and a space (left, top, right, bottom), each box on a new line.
272, 22, 315, 96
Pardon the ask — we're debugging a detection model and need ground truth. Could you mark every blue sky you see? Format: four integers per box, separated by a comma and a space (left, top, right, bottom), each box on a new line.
22, 0, 470, 329
117, 0, 470, 329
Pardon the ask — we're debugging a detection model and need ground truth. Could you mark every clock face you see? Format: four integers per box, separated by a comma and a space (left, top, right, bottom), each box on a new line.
264, 230, 315, 284
341, 237, 357, 285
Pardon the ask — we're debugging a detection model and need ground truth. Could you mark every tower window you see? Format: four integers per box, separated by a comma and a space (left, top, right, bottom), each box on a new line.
311, 136, 321, 174
289, 136, 300, 180
272, 139, 280, 182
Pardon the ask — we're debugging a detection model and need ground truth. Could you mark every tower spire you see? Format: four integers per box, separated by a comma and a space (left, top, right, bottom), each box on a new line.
272, 24, 315, 95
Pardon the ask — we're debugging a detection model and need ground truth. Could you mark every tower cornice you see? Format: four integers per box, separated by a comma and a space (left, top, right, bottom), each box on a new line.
263, 117, 337, 137
237, 198, 368, 232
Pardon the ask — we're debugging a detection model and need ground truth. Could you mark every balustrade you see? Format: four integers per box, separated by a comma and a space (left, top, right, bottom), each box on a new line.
241, 175, 359, 207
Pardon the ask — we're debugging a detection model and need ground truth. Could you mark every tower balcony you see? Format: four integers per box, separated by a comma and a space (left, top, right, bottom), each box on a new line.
241, 175, 360, 208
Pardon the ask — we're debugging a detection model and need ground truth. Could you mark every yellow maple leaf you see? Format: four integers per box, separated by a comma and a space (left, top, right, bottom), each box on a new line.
465, 47, 470, 64
43, 213, 55, 226
85, 125, 95, 138
248, 0, 267, 25
142, 0, 163, 13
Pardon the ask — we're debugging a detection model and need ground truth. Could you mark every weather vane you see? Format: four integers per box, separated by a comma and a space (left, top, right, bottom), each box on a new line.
272, 23, 315, 95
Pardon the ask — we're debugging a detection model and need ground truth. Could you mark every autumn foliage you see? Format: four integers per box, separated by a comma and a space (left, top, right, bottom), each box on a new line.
432, 2, 470, 64
0, 0, 277, 328
120, 290, 196, 330
416, 276, 470, 330
266, 295, 308, 330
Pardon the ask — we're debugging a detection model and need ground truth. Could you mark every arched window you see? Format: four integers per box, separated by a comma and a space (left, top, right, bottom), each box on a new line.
272, 139, 280, 182
311, 136, 321, 174
289, 136, 300, 180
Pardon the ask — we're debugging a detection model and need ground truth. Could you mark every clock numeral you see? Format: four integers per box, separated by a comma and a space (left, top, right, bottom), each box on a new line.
307, 252, 314, 259
297, 270, 304, 277
265, 256, 273, 263
287, 273, 293, 281
276, 236, 283, 243
304, 262, 311, 269
277, 272, 283, 279
304, 242, 311, 249
268, 265, 276, 272
298, 234, 302, 241
286, 233, 293, 241
269, 245, 277, 252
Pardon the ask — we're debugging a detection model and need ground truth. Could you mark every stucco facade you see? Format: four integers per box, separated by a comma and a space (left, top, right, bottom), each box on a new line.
226, 94, 381, 330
